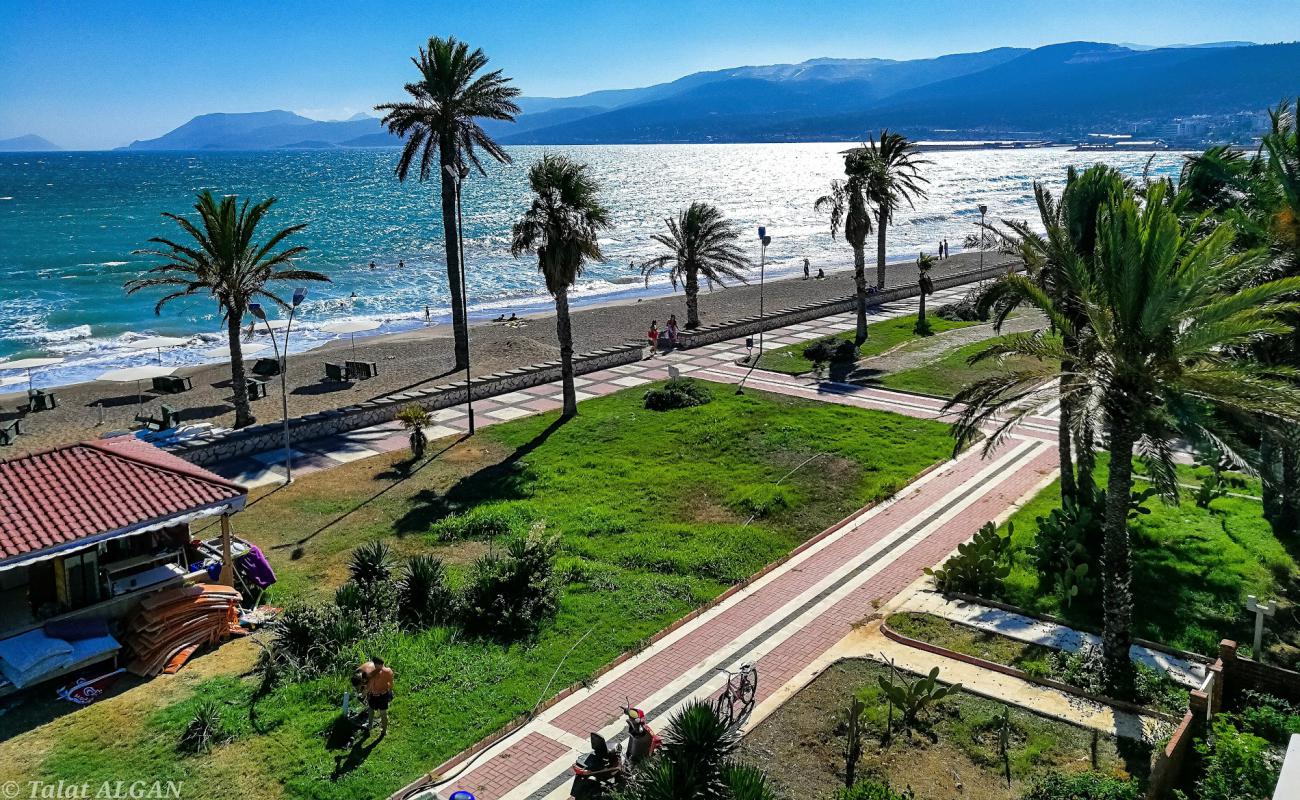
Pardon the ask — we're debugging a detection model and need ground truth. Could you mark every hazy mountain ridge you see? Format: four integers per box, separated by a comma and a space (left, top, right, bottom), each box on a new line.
117, 40, 1297, 150
0, 134, 62, 152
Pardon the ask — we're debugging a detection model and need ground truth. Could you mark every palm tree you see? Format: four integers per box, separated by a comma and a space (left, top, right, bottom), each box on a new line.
376, 36, 521, 371
815, 154, 874, 343
858, 130, 930, 289
640, 202, 751, 329
915, 251, 936, 334
511, 155, 611, 418
126, 191, 328, 429
623, 701, 776, 800
948, 181, 1300, 697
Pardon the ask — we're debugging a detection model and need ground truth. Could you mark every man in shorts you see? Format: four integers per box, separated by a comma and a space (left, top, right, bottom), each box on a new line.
358, 656, 395, 738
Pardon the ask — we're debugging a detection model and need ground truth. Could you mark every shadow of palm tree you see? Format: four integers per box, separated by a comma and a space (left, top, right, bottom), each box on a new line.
392, 415, 570, 536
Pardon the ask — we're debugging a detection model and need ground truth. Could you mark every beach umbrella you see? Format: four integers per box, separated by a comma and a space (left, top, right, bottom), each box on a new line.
321, 319, 380, 361
247, 318, 291, 333
0, 356, 65, 392
202, 341, 270, 359
96, 365, 177, 413
125, 335, 188, 364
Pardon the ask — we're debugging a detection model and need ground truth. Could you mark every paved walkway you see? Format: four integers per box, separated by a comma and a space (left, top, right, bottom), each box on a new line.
903, 590, 1209, 688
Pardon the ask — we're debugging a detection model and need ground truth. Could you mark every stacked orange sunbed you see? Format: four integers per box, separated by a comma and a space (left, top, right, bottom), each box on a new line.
123, 584, 246, 676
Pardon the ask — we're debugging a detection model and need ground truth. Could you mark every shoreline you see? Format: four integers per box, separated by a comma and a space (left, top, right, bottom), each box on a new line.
0, 251, 996, 456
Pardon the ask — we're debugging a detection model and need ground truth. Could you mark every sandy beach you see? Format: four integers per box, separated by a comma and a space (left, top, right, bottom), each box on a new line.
0, 252, 996, 456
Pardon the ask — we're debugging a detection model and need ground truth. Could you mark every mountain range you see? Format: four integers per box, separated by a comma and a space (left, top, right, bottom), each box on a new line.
119, 40, 1300, 150
0, 134, 61, 152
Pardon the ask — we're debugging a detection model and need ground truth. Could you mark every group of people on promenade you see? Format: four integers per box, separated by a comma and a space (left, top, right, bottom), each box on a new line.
648, 315, 680, 351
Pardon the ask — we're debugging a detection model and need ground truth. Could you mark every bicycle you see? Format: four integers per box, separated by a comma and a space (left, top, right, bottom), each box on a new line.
713, 662, 758, 725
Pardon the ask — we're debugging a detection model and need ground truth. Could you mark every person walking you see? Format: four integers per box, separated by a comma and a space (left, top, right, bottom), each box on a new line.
647, 320, 659, 354
358, 656, 395, 739
803, 257, 810, 280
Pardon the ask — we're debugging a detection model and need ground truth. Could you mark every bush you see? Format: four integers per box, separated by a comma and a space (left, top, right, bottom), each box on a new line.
643, 377, 713, 411
836, 779, 916, 800
935, 287, 991, 322
178, 699, 230, 754
1033, 497, 1102, 607
397, 555, 452, 629
458, 523, 560, 639
348, 539, 396, 585
1234, 691, 1300, 745
1019, 772, 1140, 800
924, 521, 1011, 595
429, 505, 531, 542
804, 337, 858, 368
268, 603, 375, 680
1195, 717, 1283, 800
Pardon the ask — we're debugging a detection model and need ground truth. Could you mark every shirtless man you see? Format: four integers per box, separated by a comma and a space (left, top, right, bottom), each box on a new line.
358, 656, 395, 737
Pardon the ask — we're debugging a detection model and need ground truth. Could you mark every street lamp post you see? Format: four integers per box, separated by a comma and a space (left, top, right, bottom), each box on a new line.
736, 226, 772, 395
445, 163, 475, 435
978, 204, 988, 271
250, 286, 306, 483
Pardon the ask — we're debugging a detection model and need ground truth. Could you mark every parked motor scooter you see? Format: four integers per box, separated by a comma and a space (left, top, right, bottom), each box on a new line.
569, 704, 660, 799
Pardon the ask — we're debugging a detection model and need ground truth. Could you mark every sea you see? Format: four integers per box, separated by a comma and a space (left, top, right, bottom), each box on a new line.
0, 144, 1186, 389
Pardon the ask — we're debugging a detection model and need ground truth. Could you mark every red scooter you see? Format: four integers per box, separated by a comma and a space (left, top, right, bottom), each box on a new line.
569, 705, 660, 799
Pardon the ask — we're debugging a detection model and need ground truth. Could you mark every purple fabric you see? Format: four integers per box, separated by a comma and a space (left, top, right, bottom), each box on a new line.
236, 544, 277, 589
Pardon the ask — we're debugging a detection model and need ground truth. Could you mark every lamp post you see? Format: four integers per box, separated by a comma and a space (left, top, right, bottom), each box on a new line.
736, 226, 772, 395
444, 162, 475, 435
978, 204, 988, 271
250, 286, 306, 483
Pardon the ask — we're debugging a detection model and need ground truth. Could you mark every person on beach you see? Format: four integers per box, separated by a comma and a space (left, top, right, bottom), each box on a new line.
803, 258, 810, 280
357, 656, 394, 738
666, 314, 679, 344
648, 320, 659, 352
816, 268, 825, 280
424, 305, 431, 324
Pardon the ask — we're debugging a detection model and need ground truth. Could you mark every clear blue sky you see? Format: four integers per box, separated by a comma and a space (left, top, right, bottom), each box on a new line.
1, 0, 1295, 150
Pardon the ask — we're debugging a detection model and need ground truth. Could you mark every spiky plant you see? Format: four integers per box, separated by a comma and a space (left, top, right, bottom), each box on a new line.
398, 555, 451, 629
348, 539, 396, 586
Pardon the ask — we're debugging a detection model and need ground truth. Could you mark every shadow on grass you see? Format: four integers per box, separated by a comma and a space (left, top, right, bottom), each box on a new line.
392, 415, 570, 536
327, 713, 384, 780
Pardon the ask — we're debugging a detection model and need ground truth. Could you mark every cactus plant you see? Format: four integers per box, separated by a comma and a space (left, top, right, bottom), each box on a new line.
924, 521, 1011, 595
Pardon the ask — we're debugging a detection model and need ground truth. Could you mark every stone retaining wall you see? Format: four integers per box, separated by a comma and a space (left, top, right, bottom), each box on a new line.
166, 341, 645, 466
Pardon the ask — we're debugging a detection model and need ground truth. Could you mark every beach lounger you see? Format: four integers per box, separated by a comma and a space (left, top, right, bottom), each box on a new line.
26, 389, 57, 412
245, 377, 268, 400
251, 357, 282, 378
135, 403, 180, 431
324, 362, 349, 382
345, 360, 378, 380
0, 418, 21, 446
151, 374, 193, 394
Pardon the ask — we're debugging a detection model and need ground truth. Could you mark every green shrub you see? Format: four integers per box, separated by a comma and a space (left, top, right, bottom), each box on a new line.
269, 603, 374, 679
803, 337, 858, 368
1019, 772, 1140, 800
458, 524, 560, 639
1194, 717, 1283, 800
836, 778, 916, 800
177, 699, 230, 755
1235, 691, 1300, 746
348, 539, 396, 585
397, 555, 452, 629
934, 287, 991, 322
925, 521, 1011, 595
429, 505, 530, 542
643, 377, 714, 411
877, 666, 961, 729
729, 483, 798, 518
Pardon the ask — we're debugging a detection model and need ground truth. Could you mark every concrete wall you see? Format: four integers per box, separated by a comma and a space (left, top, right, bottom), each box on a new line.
166, 341, 645, 466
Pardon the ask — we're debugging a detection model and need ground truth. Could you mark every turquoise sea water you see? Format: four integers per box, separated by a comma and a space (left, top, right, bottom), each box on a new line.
0, 145, 1184, 387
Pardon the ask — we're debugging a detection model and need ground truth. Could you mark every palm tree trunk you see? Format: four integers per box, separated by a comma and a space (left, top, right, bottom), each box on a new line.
853, 244, 869, 344
685, 267, 701, 329
1057, 358, 1078, 504
875, 215, 888, 289
439, 137, 469, 371
1262, 433, 1285, 532
555, 286, 577, 418
918, 285, 927, 326
226, 312, 253, 428
1100, 412, 1137, 699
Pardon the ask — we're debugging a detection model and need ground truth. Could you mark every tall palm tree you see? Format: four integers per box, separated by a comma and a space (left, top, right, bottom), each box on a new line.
858, 130, 930, 289
126, 192, 328, 428
376, 36, 521, 371
815, 153, 874, 343
915, 251, 936, 334
948, 182, 1300, 697
511, 155, 611, 418
640, 202, 751, 329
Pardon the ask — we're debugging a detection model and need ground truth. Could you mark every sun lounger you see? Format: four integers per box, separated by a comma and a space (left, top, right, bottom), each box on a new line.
26, 389, 57, 412
135, 403, 180, 431
251, 357, 282, 378
324, 362, 349, 382
0, 418, 20, 446
151, 374, 193, 394
345, 360, 378, 380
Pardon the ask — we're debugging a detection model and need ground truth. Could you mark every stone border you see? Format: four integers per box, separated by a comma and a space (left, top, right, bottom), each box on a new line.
879, 616, 1181, 723
165, 341, 646, 465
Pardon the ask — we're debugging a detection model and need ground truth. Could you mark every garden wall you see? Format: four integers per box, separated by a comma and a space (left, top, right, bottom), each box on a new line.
164, 341, 645, 466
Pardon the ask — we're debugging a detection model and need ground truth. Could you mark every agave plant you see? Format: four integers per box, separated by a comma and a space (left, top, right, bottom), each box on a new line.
178, 699, 229, 754
348, 540, 396, 586
398, 554, 452, 629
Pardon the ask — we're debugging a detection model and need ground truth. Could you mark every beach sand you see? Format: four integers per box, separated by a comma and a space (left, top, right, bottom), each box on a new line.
0, 252, 995, 456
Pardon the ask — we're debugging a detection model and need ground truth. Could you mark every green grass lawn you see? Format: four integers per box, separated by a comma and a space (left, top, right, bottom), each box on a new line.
880, 333, 1053, 398
754, 313, 977, 375
0, 381, 953, 800
995, 458, 1296, 658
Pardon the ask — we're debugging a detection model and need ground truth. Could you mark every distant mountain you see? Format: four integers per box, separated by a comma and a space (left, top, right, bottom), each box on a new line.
1119, 40, 1257, 51
118, 40, 1297, 151
0, 134, 61, 152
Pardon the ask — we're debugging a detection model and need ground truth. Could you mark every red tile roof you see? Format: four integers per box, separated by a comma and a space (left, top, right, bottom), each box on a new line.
0, 439, 246, 563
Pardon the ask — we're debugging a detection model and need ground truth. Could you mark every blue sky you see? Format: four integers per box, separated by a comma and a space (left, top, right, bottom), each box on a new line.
1, 0, 1295, 150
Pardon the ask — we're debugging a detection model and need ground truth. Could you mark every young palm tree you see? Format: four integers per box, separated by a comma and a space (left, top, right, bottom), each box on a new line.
640, 202, 751, 329
511, 155, 611, 418
376, 36, 521, 371
915, 251, 936, 334
948, 182, 1300, 697
623, 701, 776, 800
815, 153, 874, 343
126, 191, 327, 429
858, 130, 930, 289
